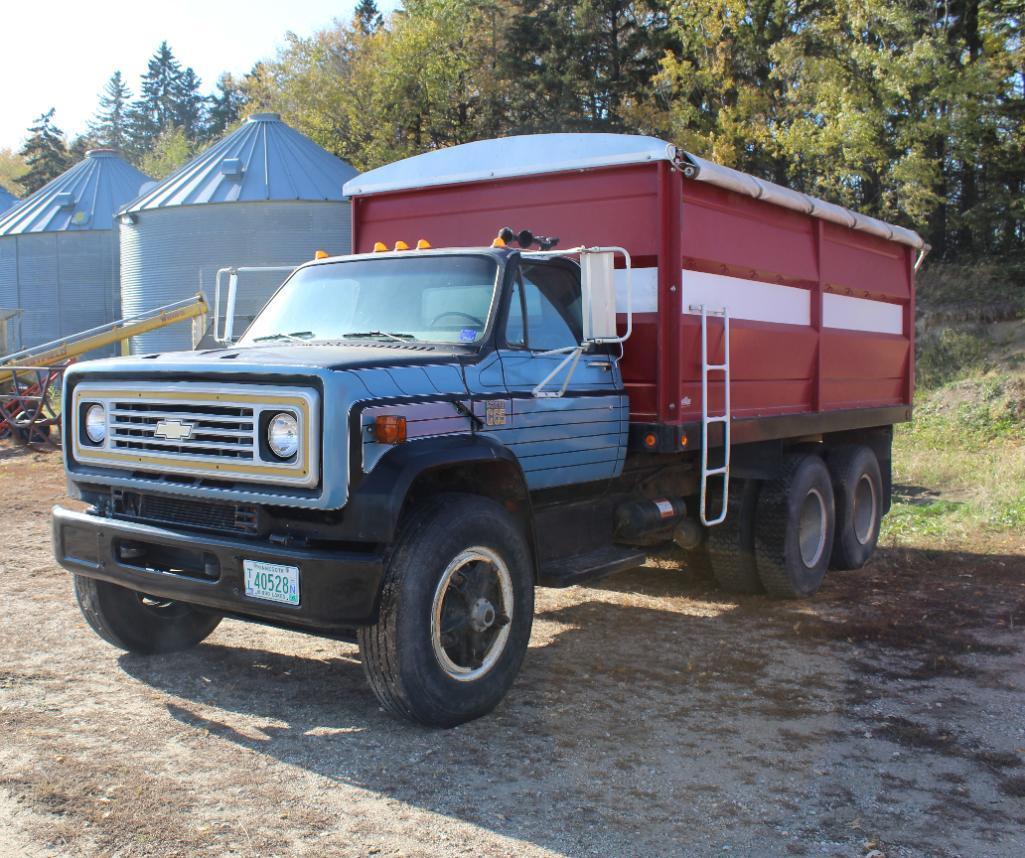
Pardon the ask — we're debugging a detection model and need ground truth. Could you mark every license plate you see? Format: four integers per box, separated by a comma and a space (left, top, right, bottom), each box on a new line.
243, 560, 300, 606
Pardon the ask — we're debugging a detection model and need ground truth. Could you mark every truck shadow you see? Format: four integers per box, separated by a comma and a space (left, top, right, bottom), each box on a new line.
118, 546, 1025, 855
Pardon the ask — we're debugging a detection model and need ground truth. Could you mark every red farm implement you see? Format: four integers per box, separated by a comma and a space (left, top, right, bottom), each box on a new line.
0, 295, 209, 445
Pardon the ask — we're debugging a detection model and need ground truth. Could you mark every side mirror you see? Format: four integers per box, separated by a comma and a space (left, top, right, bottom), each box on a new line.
580, 250, 618, 342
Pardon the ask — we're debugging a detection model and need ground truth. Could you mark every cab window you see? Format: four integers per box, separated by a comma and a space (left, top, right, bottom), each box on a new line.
505, 262, 582, 351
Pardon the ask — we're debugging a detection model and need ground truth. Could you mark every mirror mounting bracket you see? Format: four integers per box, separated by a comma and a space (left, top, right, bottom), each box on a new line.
523, 245, 633, 398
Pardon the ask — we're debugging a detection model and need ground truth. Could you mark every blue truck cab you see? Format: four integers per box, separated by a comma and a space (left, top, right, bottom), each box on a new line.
54, 242, 658, 726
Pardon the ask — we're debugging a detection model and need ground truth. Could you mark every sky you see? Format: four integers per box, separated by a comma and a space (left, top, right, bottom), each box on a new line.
0, 0, 399, 153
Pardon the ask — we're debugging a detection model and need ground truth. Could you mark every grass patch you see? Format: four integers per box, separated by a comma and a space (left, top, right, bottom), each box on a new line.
883, 373, 1025, 546
916, 327, 992, 389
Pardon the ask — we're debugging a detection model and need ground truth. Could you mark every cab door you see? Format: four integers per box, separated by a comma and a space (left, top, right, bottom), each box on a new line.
491, 258, 629, 490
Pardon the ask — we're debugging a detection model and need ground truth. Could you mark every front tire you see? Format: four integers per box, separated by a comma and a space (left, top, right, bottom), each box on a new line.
754, 453, 835, 599
74, 575, 222, 654
358, 494, 534, 728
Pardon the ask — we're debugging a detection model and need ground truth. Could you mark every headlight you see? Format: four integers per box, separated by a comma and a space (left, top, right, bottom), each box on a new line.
85, 404, 106, 444
267, 412, 299, 458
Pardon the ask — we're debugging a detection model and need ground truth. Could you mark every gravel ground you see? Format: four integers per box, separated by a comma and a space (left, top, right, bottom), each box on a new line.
2, 446, 1024, 857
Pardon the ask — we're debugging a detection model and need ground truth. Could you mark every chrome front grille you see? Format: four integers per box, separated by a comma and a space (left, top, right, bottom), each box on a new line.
109, 401, 257, 460
71, 382, 320, 489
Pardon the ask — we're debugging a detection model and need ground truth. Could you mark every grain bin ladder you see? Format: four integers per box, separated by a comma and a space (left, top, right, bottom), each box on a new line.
0, 294, 208, 444
691, 304, 732, 527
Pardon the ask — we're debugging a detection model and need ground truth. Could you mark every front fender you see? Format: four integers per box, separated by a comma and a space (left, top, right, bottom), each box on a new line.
337, 434, 529, 544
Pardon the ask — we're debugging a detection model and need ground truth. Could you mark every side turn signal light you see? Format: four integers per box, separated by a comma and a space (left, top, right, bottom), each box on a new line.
374, 415, 407, 445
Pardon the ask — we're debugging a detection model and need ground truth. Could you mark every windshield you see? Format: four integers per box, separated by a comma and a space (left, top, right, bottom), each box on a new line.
239, 255, 501, 346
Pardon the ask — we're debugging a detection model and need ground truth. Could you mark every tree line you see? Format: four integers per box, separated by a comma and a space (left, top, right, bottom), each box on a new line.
243, 0, 1024, 262
5, 41, 245, 196
3, 1, 1023, 263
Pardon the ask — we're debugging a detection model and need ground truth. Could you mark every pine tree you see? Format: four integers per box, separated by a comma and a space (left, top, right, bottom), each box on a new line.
173, 66, 206, 138
355, 0, 383, 35
502, 1, 672, 133
69, 134, 99, 161
19, 109, 70, 194
206, 73, 247, 139
88, 71, 133, 152
129, 42, 185, 148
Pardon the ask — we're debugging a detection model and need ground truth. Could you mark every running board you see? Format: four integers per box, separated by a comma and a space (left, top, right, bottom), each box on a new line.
539, 546, 646, 588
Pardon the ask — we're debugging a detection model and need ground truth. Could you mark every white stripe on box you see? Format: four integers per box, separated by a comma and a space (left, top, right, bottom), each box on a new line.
613, 267, 903, 334
681, 270, 810, 325
823, 292, 903, 335
614, 267, 659, 313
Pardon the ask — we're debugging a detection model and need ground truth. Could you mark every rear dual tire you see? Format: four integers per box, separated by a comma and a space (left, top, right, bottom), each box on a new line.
754, 453, 836, 599
827, 445, 883, 571
705, 479, 762, 594
705, 445, 883, 599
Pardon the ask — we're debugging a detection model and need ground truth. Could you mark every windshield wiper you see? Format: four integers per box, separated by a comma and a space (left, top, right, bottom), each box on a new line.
342, 331, 416, 342
253, 331, 316, 343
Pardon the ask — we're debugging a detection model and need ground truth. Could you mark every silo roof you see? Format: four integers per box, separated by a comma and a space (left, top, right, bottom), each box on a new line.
0, 150, 151, 236
121, 113, 358, 214
0, 185, 17, 214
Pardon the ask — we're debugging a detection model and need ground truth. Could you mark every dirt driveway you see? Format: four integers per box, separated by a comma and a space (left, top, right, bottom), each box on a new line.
2, 446, 1024, 857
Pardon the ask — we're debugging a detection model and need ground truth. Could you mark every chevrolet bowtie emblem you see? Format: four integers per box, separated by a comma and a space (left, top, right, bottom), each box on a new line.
153, 419, 195, 442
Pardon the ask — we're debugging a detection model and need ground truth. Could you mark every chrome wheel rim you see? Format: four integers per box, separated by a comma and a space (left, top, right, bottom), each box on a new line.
853, 474, 878, 545
430, 547, 513, 682
798, 488, 828, 568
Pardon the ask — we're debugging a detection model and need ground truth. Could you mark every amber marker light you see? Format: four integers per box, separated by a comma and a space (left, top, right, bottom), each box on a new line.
373, 241, 387, 252
491, 236, 506, 248
416, 239, 432, 250
314, 250, 329, 259
374, 415, 407, 445
644, 433, 657, 449
680, 432, 688, 447
394, 240, 410, 251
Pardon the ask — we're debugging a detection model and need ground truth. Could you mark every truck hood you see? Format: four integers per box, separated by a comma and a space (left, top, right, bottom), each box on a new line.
73, 342, 471, 374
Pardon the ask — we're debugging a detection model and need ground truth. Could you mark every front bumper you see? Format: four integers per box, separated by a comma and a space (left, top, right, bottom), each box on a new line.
52, 506, 385, 630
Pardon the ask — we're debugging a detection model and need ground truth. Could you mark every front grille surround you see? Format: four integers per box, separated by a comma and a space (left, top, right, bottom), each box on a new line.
71, 382, 320, 489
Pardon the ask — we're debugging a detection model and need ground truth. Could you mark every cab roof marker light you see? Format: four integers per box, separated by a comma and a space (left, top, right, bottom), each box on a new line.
394, 240, 410, 251
416, 239, 432, 250
491, 236, 506, 248
314, 250, 329, 259
373, 241, 388, 252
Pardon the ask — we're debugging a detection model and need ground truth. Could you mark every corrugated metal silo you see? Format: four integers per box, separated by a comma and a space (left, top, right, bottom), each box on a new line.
0, 186, 18, 214
119, 113, 358, 354
0, 150, 151, 352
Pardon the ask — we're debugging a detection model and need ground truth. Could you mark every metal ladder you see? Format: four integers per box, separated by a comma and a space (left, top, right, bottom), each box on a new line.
692, 305, 732, 526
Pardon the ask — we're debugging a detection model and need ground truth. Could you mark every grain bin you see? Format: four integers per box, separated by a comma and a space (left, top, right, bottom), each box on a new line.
119, 113, 358, 354
0, 150, 151, 352
0, 186, 17, 214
